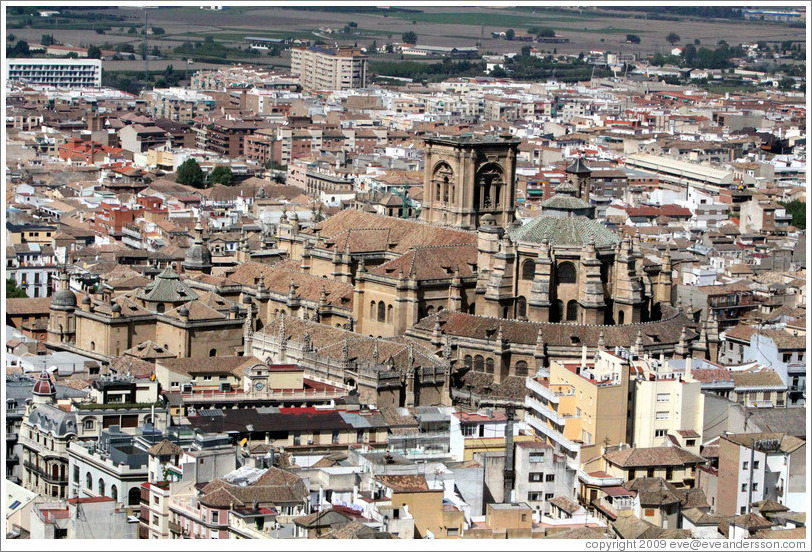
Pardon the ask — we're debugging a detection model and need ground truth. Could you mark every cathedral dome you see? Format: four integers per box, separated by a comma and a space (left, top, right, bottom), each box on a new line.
50, 287, 77, 309
508, 216, 619, 248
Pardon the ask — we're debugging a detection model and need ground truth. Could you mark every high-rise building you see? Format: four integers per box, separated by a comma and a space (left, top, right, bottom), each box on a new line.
289, 46, 367, 92
5, 58, 102, 87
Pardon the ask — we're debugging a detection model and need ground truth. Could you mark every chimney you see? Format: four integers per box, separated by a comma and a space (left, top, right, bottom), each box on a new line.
503, 407, 515, 503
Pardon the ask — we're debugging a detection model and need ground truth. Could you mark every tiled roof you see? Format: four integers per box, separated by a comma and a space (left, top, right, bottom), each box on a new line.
229, 261, 353, 308
307, 210, 476, 254
6, 297, 52, 315
199, 467, 307, 508
368, 244, 477, 280
136, 266, 198, 303
148, 439, 184, 457
730, 368, 786, 389
604, 446, 706, 468
412, 307, 693, 349
374, 474, 430, 492
157, 356, 262, 376
508, 216, 620, 247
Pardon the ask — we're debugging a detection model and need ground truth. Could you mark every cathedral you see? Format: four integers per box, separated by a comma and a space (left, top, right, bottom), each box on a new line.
45, 134, 712, 409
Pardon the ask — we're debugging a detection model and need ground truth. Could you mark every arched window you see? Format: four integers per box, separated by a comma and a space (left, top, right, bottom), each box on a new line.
370, 301, 376, 320
98, 478, 105, 497
485, 358, 495, 374
517, 296, 527, 319
426, 306, 435, 316
156, 303, 165, 314
86, 472, 92, 491
437, 306, 444, 312
209, 348, 217, 357
522, 260, 536, 280
551, 300, 564, 323
387, 304, 393, 322
128, 487, 140, 506
558, 262, 577, 284
83, 419, 94, 431
474, 355, 484, 372
618, 310, 625, 325
90, 341, 96, 351
468, 303, 476, 315
464, 355, 473, 369
111, 485, 118, 503
377, 301, 386, 322
515, 361, 529, 377
566, 300, 578, 322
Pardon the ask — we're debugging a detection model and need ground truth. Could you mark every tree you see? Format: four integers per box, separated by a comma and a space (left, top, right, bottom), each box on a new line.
626, 34, 641, 44
666, 32, 681, 45
7, 34, 15, 42
87, 44, 102, 59
778, 76, 796, 90
505, 29, 515, 41
7, 278, 28, 298
151, 27, 165, 35
779, 200, 805, 229
402, 31, 417, 45
151, 45, 161, 57
176, 158, 205, 188
42, 34, 54, 46
207, 165, 234, 187
66, 52, 79, 59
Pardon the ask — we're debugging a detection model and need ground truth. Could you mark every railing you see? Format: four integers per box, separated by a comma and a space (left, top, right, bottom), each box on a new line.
23, 461, 66, 484
180, 388, 342, 403
525, 414, 580, 453
168, 521, 181, 534
526, 378, 560, 404
525, 395, 566, 426
577, 469, 624, 487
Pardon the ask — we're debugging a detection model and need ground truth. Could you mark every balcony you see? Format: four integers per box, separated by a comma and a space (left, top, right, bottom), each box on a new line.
577, 469, 624, 487
526, 378, 560, 404
23, 461, 67, 485
525, 413, 580, 453
525, 395, 566, 426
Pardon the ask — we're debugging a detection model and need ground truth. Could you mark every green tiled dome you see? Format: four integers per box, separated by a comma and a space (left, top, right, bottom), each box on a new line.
509, 216, 619, 247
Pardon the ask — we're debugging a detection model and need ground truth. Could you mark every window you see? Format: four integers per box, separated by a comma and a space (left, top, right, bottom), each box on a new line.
516, 296, 527, 319
655, 429, 667, 437
447, 528, 459, 537
545, 474, 555, 482
209, 349, 216, 357
742, 483, 747, 492
783, 353, 792, 363
742, 461, 749, 470
521, 514, 527, 522
485, 358, 495, 374
171, 382, 179, 389
656, 393, 670, 403
529, 472, 544, 482
655, 411, 669, 420
545, 493, 554, 501
152, 515, 159, 526
462, 425, 477, 437
293, 431, 301, 446
54, 528, 67, 539
356, 429, 365, 443
98, 478, 105, 497
566, 300, 578, 322
752, 483, 758, 492
86, 472, 92, 491
474, 355, 484, 372
111, 485, 118, 502
203, 376, 212, 381
370, 301, 376, 320
377, 301, 386, 322
741, 506, 747, 514
73, 465, 79, 484
665, 468, 673, 480
557, 262, 576, 284
686, 439, 696, 447
211, 511, 219, 524
522, 260, 535, 280
646, 468, 655, 477
628, 469, 636, 480
332, 430, 340, 444
753, 461, 759, 470
529, 452, 545, 463
528, 492, 543, 501
154, 496, 160, 505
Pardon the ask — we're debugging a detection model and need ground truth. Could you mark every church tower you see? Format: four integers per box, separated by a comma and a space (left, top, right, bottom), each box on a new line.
422, 135, 520, 230
47, 270, 76, 347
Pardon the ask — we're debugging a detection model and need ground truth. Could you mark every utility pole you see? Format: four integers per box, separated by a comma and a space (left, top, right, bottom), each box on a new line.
144, 9, 149, 89
746, 437, 755, 513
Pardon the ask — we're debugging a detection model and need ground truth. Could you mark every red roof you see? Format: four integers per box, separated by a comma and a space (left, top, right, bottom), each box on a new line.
627, 206, 692, 218
67, 496, 114, 504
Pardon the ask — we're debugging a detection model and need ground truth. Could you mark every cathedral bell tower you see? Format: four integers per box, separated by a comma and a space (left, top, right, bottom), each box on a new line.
422, 135, 520, 231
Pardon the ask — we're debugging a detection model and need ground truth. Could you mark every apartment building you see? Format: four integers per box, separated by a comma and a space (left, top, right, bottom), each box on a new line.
144, 88, 216, 123
524, 350, 630, 470
290, 47, 367, 92
6, 242, 57, 298
6, 58, 102, 87
628, 357, 704, 451
714, 433, 806, 516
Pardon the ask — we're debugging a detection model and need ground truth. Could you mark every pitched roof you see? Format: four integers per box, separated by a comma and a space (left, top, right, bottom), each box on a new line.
368, 244, 477, 280
374, 474, 430, 492
604, 446, 706, 468
148, 439, 184, 457
730, 368, 786, 390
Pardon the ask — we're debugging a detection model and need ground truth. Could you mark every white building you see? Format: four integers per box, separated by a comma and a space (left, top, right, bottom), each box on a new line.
6, 58, 102, 87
